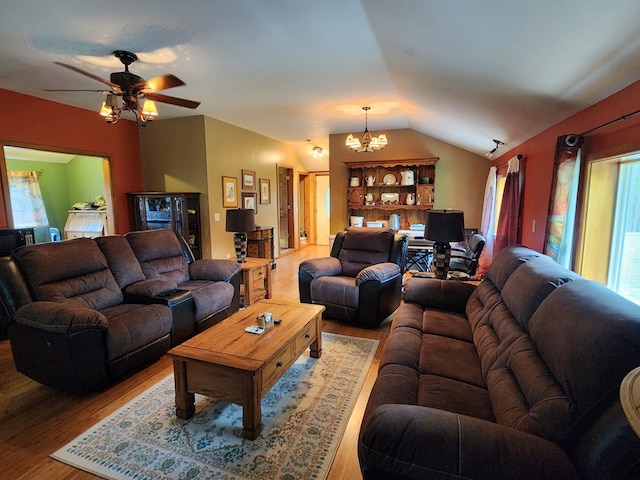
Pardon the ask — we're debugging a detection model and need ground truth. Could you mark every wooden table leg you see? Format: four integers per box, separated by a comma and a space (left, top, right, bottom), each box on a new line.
173, 359, 195, 419
310, 313, 323, 358
264, 264, 272, 299
242, 373, 262, 439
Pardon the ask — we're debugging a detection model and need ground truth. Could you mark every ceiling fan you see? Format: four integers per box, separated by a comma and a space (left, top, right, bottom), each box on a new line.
47, 50, 200, 126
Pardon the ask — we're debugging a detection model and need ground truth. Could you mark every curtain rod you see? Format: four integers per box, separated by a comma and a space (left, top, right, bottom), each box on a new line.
577, 107, 640, 137
494, 154, 523, 168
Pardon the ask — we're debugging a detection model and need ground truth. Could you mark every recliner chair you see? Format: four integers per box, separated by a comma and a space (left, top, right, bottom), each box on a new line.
298, 227, 408, 327
448, 233, 486, 276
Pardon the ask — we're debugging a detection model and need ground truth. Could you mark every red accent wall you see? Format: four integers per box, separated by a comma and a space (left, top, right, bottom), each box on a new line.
492, 79, 640, 252
0, 89, 143, 233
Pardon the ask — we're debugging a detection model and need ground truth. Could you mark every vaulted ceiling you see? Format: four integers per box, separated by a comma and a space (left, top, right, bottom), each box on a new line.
2, 0, 640, 171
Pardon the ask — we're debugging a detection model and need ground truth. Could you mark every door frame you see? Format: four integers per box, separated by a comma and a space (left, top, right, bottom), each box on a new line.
276, 164, 295, 251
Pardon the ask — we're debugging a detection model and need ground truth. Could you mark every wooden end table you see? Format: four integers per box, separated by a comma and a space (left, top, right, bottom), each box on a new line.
168, 300, 324, 439
239, 257, 272, 305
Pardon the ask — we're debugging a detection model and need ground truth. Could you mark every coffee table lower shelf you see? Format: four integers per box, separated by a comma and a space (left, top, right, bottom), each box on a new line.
168, 300, 325, 439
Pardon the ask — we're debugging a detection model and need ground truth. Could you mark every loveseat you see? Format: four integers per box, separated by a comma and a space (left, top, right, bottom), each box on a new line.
359, 245, 640, 480
0, 229, 240, 395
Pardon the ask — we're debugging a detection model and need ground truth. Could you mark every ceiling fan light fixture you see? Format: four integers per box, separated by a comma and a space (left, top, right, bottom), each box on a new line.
99, 94, 122, 124
346, 106, 388, 152
51, 50, 199, 128
312, 146, 323, 158
141, 100, 158, 119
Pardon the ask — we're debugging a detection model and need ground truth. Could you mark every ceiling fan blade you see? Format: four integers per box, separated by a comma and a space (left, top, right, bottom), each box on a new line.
144, 74, 185, 91
54, 62, 121, 90
44, 89, 113, 93
144, 92, 200, 109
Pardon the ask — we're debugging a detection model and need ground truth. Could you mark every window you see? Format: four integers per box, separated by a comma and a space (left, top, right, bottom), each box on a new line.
578, 153, 640, 305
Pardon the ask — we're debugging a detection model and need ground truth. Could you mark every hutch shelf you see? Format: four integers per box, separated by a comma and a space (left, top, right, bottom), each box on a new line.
345, 158, 438, 230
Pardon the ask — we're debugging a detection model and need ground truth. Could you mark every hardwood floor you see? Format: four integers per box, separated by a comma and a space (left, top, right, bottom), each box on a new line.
0, 244, 392, 480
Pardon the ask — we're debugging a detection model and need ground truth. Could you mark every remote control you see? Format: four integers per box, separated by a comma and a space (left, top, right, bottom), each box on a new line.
245, 325, 265, 335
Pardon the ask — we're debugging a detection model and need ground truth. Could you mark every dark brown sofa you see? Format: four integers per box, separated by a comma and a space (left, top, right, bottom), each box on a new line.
0, 230, 240, 395
359, 245, 640, 480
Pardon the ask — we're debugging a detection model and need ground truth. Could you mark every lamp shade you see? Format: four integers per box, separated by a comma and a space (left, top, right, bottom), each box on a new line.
424, 210, 465, 243
225, 209, 256, 232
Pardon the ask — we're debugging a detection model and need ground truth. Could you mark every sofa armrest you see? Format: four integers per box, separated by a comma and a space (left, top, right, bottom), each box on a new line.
403, 277, 476, 314
299, 257, 343, 279
356, 263, 401, 285
359, 404, 579, 480
189, 259, 241, 282
124, 279, 177, 297
14, 301, 108, 334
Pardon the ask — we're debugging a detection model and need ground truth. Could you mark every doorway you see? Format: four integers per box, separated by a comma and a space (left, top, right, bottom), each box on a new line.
277, 165, 294, 251
315, 174, 330, 245
1, 144, 114, 241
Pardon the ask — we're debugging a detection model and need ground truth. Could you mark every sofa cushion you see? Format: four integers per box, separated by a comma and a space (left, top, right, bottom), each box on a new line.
125, 229, 190, 285
104, 302, 172, 361
95, 235, 146, 289
528, 279, 640, 447
178, 280, 235, 321
484, 245, 543, 290
487, 335, 571, 442
12, 238, 123, 310
310, 276, 359, 308
338, 227, 394, 277
501, 256, 580, 332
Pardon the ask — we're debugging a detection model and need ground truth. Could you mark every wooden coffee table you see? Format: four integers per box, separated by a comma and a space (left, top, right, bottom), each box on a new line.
168, 300, 325, 439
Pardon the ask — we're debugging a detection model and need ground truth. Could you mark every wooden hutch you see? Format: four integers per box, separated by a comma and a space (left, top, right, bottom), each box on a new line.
345, 158, 438, 230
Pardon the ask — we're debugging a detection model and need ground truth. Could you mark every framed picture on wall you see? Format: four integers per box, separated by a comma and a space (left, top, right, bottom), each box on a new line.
242, 192, 257, 213
259, 178, 271, 204
242, 169, 256, 190
222, 176, 238, 208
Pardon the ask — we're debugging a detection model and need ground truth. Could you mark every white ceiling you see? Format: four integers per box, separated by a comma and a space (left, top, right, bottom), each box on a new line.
2, 0, 640, 171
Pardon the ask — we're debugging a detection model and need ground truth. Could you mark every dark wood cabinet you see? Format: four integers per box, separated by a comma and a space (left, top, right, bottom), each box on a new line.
246, 227, 275, 268
128, 192, 202, 259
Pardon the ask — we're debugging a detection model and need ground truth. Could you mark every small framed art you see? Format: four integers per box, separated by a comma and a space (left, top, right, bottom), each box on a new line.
222, 176, 238, 208
242, 192, 258, 213
259, 178, 271, 204
242, 169, 256, 190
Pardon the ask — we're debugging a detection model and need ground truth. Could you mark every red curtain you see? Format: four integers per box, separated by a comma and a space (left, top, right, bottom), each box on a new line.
495, 157, 521, 254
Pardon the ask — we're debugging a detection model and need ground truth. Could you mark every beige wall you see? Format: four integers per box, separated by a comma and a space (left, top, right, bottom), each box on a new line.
329, 128, 489, 233
140, 115, 306, 260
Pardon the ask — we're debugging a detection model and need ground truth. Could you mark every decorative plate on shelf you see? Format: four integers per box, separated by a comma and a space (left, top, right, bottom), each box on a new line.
383, 173, 397, 185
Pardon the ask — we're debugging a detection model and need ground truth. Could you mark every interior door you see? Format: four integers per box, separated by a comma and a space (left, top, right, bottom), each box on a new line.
277, 166, 294, 249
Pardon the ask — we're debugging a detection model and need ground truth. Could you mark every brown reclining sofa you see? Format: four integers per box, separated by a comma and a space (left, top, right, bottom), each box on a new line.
359, 245, 640, 480
0, 229, 240, 395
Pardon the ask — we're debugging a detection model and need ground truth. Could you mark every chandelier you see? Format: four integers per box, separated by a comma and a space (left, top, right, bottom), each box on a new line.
99, 93, 158, 127
345, 106, 388, 152
307, 139, 324, 158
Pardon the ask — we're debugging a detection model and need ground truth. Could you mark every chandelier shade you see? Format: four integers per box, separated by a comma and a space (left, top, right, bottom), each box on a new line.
345, 106, 388, 152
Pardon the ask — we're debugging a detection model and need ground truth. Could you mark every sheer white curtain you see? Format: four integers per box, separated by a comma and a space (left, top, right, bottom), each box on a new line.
8, 170, 49, 228
480, 166, 497, 260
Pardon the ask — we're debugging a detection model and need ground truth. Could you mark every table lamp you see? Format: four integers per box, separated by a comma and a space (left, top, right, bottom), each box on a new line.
424, 209, 465, 279
226, 209, 256, 263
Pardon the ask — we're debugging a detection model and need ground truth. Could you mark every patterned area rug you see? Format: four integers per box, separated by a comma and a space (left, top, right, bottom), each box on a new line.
51, 333, 378, 480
